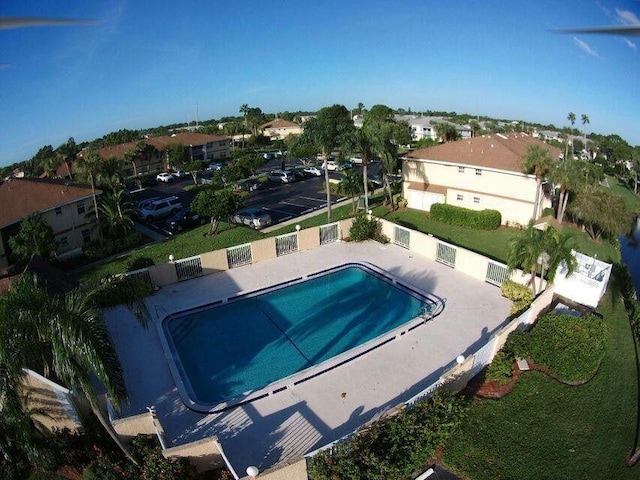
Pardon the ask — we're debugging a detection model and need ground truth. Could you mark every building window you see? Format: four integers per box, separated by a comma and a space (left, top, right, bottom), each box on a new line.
219, 141, 226, 147
476, 169, 482, 176
456, 194, 463, 201
55, 207, 62, 215
77, 202, 85, 215
81, 229, 91, 244
458, 167, 465, 173
474, 197, 480, 204
60, 236, 68, 246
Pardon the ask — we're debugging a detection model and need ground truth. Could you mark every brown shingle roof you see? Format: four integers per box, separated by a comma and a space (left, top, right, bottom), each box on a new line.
261, 119, 300, 129
0, 178, 98, 228
406, 134, 561, 173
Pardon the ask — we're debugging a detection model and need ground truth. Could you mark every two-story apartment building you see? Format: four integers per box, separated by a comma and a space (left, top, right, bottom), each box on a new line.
0, 178, 101, 269
403, 134, 561, 226
396, 115, 473, 142
260, 119, 303, 140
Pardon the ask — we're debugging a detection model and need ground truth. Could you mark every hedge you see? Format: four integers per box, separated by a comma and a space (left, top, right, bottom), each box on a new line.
430, 203, 501, 230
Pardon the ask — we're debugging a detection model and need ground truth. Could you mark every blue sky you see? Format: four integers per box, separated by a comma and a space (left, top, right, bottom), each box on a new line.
1, 0, 639, 166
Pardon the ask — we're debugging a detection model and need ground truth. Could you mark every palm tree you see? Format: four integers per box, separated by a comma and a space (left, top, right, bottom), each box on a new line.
97, 190, 134, 238
581, 114, 590, 157
374, 122, 400, 207
522, 144, 553, 220
338, 170, 365, 213
97, 156, 124, 194
567, 112, 576, 157
544, 227, 578, 286
507, 221, 547, 294
55, 137, 78, 179
1, 274, 140, 464
76, 147, 102, 236
549, 156, 581, 224
240, 104, 249, 149
346, 126, 376, 211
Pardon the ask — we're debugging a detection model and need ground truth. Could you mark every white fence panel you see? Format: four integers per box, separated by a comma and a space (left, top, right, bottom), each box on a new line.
227, 243, 252, 268
276, 232, 298, 256
486, 260, 509, 286
436, 241, 457, 267
404, 379, 441, 408
393, 225, 411, 249
320, 222, 339, 244
469, 336, 499, 378
123, 267, 152, 285
175, 255, 203, 281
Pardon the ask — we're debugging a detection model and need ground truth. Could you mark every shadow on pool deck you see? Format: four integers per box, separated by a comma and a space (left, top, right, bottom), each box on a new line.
105, 240, 512, 474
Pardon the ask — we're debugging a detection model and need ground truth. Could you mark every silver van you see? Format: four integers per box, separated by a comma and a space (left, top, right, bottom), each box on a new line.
135, 196, 183, 222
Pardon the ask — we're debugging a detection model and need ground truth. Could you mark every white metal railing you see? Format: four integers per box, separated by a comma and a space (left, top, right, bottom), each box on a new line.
404, 379, 441, 408
123, 266, 152, 284
276, 232, 298, 256
436, 241, 457, 267
320, 222, 339, 244
227, 243, 252, 267
174, 255, 203, 281
393, 225, 411, 249
469, 336, 499, 378
486, 260, 509, 286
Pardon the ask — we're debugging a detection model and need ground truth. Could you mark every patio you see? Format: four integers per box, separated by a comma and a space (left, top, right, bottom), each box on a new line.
103, 240, 511, 474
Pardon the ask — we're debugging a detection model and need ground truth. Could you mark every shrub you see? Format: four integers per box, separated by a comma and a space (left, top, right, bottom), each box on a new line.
500, 279, 533, 315
526, 313, 607, 382
127, 256, 155, 271
430, 203, 501, 230
349, 215, 381, 242
308, 392, 467, 480
393, 193, 408, 208
502, 328, 529, 358
484, 351, 514, 385
541, 207, 555, 217
92, 274, 154, 308
84, 232, 146, 261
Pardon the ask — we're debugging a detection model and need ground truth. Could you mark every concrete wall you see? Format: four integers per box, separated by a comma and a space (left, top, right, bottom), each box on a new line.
240, 458, 308, 480
112, 411, 156, 441
338, 218, 355, 239
149, 261, 179, 286
298, 226, 320, 251
163, 436, 224, 473
201, 249, 229, 273
251, 237, 277, 263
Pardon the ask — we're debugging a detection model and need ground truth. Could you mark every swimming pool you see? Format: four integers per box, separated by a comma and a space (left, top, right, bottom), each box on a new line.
161, 263, 440, 412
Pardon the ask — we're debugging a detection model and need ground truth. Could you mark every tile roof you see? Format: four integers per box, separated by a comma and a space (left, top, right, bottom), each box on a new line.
261, 119, 300, 129
97, 133, 231, 160
0, 178, 98, 228
406, 134, 562, 173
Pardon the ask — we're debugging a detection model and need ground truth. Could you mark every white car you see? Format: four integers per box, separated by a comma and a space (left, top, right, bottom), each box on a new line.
323, 160, 338, 171
156, 172, 174, 183
303, 166, 323, 177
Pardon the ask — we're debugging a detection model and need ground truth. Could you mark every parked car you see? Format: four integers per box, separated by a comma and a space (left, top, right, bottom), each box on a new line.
323, 160, 339, 171
136, 197, 161, 211
207, 162, 224, 171
171, 170, 187, 179
303, 166, 323, 177
164, 207, 206, 234
268, 170, 296, 183
238, 178, 265, 192
232, 208, 272, 229
135, 196, 183, 222
350, 155, 363, 165
287, 169, 304, 182
156, 172, 174, 183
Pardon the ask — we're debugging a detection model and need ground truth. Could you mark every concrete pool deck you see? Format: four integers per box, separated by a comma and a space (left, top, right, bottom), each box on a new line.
104, 240, 511, 474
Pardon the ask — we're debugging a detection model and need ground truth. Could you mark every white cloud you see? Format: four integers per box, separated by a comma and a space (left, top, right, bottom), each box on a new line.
623, 37, 637, 50
615, 8, 640, 25
573, 37, 602, 58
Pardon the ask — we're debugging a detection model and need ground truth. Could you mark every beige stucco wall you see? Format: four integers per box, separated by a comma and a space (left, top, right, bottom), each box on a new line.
403, 159, 545, 225
298, 227, 320, 251
149, 262, 179, 286
407, 229, 438, 260
264, 126, 303, 140
112, 411, 156, 441
241, 457, 308, 480
338, 218, 354, 239
163, 436, 224, 472
251, 237, 277, 263
41, 197, 98, 256
21, 370, 83, 433
201, 249, 229, 273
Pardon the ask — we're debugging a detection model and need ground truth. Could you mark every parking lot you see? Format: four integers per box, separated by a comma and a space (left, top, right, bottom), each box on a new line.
129, 157, 381, 235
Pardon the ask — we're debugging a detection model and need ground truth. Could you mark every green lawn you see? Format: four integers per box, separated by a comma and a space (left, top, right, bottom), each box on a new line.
443, 287, 639, 480
372, 207, 619, 264
606, 175, 640, 214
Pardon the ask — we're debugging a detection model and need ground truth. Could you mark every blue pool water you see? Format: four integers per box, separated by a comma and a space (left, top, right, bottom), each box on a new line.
164, 264, 428, 408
